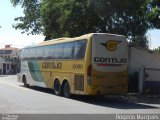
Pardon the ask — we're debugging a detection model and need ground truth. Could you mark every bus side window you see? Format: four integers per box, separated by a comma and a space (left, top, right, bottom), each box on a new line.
23, 48, 30, 61
74, 40, 87, 59
49, 45, 55, 59
63, 42, 74, 59
37, 46, 44, 60
54, 44, 64, 59
30, 48, 36, 60
44, 46, 49, 59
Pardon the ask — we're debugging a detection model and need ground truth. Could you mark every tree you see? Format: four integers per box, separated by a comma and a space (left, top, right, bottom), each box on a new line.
91, 0, 150, 48
147, 0, 160, 29
11, 0, 160, 48
10, 0, 42, 34
153, 47, 160, 53
40, 0, 152, 48
40, 0, 101, 39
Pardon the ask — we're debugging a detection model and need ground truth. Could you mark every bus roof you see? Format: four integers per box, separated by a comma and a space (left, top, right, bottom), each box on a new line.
24, 33, 125, 48
38, 33, 91, 46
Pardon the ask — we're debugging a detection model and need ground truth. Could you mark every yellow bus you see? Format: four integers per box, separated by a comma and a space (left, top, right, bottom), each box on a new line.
17, 33, 128, 97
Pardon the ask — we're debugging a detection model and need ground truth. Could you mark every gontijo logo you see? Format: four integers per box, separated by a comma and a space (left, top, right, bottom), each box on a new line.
101, 40, 121, 51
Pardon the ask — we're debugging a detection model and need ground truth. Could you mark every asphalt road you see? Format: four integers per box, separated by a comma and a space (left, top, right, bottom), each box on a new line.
0, 75, 160, 114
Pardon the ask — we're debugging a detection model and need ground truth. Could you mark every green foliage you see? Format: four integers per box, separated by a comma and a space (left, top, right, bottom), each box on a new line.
10, 0, 160, 48
129, 35, 149, 49
147, 0, 160, 29
41, 0, 99, 38
10, 0, 42, 34
153, 47, 160, 53
41, 0, 149, 40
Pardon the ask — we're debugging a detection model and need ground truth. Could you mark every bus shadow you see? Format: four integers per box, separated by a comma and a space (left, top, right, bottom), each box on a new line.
20, 85, 159, 110
20, 85, 53, 94
71, 95, 159, 109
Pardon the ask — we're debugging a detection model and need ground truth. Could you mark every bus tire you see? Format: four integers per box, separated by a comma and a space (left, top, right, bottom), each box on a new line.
62, 81, 70, 98
22, 75, 29, 87
54, 79, 62, 96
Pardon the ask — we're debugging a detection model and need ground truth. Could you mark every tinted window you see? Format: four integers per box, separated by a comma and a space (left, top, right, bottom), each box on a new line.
36, 46, 44, 59
29, 47, 36, 60
54, 44, 64, 59
63, 42, 74, 59
23, 48, 30, 60
49, 45, 55, 59
22, 39, 87, 60
74, 40, 87, 59
44, 46, 50, 59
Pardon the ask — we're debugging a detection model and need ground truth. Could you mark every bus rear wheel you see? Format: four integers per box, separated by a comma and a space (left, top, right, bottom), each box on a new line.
54, 79, 62, 96
62, 81, 70, 98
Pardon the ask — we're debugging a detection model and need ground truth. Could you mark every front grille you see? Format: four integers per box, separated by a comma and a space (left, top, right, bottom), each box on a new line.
74, 75, 84, 91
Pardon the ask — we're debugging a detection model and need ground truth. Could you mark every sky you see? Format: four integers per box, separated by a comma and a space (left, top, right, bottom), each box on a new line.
0, 1, 160, 49
0, 1, 44, 49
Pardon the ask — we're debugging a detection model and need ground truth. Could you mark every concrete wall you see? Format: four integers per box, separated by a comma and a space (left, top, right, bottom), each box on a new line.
129, 46, 160, 93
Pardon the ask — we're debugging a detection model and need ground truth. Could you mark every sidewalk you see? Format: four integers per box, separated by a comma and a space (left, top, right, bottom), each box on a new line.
0, 75, 7, 77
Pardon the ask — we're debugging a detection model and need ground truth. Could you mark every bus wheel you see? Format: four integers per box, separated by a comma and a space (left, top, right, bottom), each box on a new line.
54, 79, 62, 96
62, 81, 70, 98
22, 76, 29, 87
